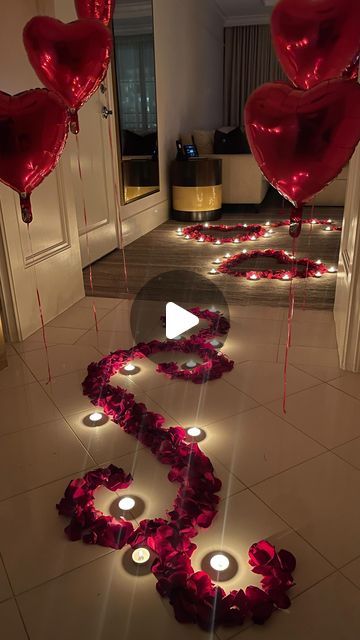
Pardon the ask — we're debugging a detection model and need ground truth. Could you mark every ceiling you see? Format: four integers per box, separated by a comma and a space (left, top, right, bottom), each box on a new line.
215, 0, 276, 25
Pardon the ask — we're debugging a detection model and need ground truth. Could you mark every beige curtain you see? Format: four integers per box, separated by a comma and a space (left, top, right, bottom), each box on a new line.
223, 25, 285, 126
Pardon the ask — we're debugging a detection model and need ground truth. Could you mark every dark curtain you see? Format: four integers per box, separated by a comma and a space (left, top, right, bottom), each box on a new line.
223, 25, 286, 126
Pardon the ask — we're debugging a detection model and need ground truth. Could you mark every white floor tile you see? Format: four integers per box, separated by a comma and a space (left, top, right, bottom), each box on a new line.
225, 362, 319, 404
0, 478, 115, 595
42, 369, 95, 416
75, 328, 135, 353
228, 318, 282, 346
266, 384, 360, 449
0, 600, 27, 640
203, 406, 324, 486
13, 326, 88, 354
341, 557, 360, 589
21, 344, 101, 382
48, 304, 110, 330
76, 296, 122, 310
333, 437, 360, 470
231, 573, 360, 640
147, 378, 258, 427
278, 344, 340, 368
253, 453, 360, 568
0, 419, 93, 501
280, 320, 338, 349
0, 356, 35, 390
291, 362, 344, 382
329, 373, 360, 401
0, 382, 62, 437
0, 558, 11, 603
229, 304, 287, 322
17, 553, 211, 640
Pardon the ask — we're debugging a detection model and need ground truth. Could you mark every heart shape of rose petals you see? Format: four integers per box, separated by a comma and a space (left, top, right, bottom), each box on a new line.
245, 79, 360, 207
272, 0, 360, 90
0, 89, 68, 198
23, 17, 112, 112
75, 0, 115, 26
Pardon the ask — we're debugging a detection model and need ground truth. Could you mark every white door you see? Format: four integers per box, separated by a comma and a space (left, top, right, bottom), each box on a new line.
334, 142, 360, 371
0, 0, 85, 341
52, 0, 119, 267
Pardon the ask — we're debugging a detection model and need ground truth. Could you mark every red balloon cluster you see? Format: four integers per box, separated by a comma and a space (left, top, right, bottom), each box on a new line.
0, 89, 69, 222
23, 17, 112, 134
0, 5, 113, 221
245, 0, 360, 214
271, 0, 360, 90
75, 0, 115, 26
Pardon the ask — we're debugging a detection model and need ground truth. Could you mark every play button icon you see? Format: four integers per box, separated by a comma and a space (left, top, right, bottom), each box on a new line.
130, 269, 229, 361
166, 303, 200, 340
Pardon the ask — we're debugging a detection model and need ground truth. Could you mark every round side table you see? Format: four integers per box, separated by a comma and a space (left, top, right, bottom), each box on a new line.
171, 158, 222, 222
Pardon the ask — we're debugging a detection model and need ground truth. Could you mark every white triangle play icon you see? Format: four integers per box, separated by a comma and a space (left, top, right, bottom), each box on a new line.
166, 302, 199, 340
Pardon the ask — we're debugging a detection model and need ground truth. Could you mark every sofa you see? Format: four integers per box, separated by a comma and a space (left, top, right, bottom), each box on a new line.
309, 165, 348, 207
182, 128, 269, 205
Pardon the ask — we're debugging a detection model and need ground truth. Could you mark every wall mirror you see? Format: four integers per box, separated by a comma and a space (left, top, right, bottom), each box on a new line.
112, 0, 160, 205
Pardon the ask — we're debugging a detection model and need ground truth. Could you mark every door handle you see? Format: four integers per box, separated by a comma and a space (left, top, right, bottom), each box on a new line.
102, 106, 113, 119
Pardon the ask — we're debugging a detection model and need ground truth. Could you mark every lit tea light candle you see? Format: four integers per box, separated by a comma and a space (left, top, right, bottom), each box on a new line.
224, 252, 231, 259
132, 548, 151, 565
198, 237, 205, 243
264, 232, 271, 238
243, 223, 248, 228
242, 249, 247, 254
213, 258, 222, 265
265, 221, 271, 226
315, 271, 322, 278
267, 229, 274, 234
234, 238, 240, 244
214, 239, 221, 245
250, 235, 257, 241
185, 234, 190, 240
187, 427, 202, 438
124, 363, 136, 372
209, 268, 218, 275
328, 266, 337, 273
327, 219, 332, 224
118, 497, 136, 511
282, 273, 291, 281
204, 222, 209, 228
89, 412, 103, 423
176, 227, 183, 236
316, 259, 322, 265
209, 305, 218, 313
249, 273, 259, 281
325, 226, 332, 231
284, 251, 289, 255
210, 553, 230, 572
310, 219, 317, 224
210, 339, 222, 348
186, 359, 198, 369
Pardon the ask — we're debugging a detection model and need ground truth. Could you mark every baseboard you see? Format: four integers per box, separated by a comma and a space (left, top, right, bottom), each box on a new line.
122, 199, 169, 246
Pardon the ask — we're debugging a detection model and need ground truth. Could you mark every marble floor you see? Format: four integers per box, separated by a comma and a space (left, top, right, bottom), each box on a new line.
1, 296, 360, 639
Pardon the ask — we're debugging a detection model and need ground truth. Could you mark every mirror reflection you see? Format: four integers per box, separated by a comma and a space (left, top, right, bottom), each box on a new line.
113, 0, 160, 204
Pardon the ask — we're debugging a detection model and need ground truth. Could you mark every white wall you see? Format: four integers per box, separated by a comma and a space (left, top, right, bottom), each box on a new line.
120, 0, 224, 243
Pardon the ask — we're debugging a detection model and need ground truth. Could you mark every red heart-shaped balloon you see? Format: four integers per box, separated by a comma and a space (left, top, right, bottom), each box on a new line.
244, 79, 360, 207
23, 17, 112, 115
272, 0, 360, 90
75, 0, 115, 26
0, 89, 69, 221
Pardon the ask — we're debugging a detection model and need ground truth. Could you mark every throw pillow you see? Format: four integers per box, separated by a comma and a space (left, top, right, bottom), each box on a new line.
193, 129, 215, 154
214, 127, 251, 154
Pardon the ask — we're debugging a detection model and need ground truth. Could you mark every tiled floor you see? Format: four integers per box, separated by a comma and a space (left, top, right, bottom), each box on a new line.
1, 296, 360, 639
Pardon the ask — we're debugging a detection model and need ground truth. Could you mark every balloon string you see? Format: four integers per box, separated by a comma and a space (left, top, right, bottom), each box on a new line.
302, 204, 315, 310
107, 116, 129, 295
75, 134, 99, 332
283, 236, 297, 414
26, 224, 52, 385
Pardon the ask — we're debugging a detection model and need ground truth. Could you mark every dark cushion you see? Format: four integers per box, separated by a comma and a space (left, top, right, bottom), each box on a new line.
214, 127, 251, 154
122, 130, 157, 156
